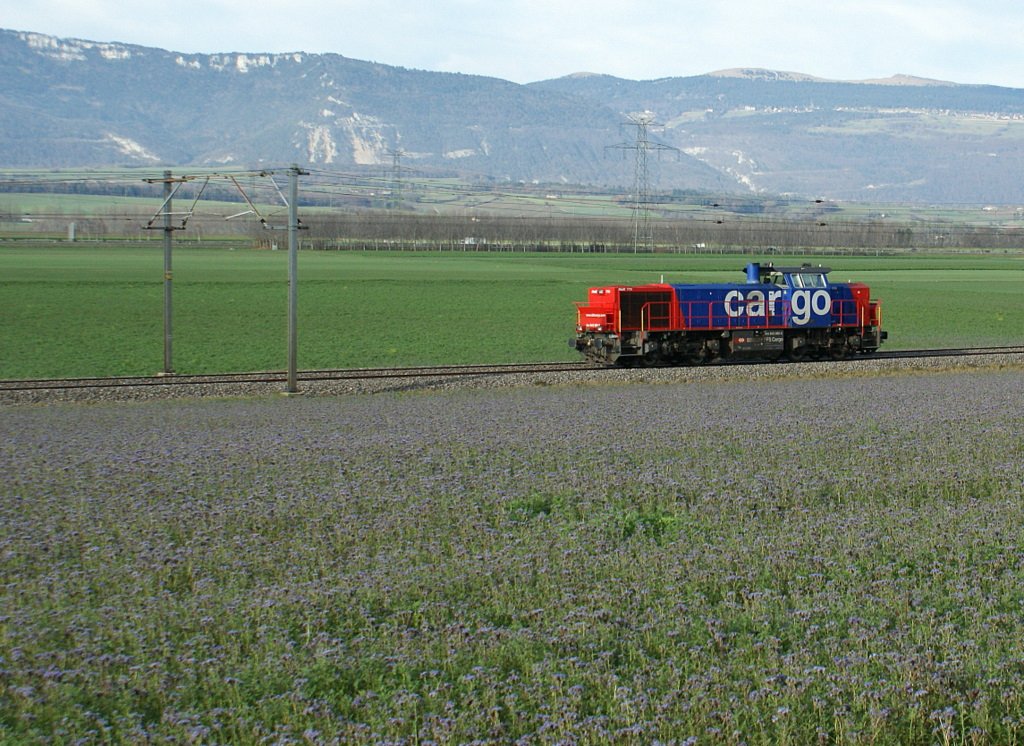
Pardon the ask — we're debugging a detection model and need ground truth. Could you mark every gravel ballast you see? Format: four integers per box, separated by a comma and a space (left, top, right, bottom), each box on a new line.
3, 353, 1024, 406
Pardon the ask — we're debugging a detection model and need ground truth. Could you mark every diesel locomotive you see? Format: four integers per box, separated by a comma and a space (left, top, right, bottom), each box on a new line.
572, 262, 886, 366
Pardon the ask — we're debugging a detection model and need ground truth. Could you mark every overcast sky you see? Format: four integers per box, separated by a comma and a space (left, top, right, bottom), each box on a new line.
3, 0, 1022, 88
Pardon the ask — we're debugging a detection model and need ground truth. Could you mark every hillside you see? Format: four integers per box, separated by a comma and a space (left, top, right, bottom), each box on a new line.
531, 70, 1024, 203
2, 29, 1024, 203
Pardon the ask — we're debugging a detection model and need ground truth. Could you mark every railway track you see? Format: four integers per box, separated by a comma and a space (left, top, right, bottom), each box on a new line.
869, 345, 1024, 361
2, 346, 1023, 397
0, 361, 604, 393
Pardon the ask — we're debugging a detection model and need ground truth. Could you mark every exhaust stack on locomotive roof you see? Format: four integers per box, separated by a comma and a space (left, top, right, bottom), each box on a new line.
572, 262, 886, 367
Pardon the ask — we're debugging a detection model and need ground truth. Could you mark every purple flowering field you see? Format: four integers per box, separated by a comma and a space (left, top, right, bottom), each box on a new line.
3, 369, 1024, 743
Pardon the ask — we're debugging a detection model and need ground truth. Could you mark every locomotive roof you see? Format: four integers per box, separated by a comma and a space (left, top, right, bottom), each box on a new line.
758, 263, 832, 274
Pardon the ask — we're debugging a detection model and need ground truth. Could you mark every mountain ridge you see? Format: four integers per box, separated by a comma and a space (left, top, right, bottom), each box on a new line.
3, 28, 1024, 203
704, 68, 959, 86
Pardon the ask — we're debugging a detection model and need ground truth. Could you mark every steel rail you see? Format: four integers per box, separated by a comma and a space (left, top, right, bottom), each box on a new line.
2, 347, 1023, 393
0, 362, 602, 392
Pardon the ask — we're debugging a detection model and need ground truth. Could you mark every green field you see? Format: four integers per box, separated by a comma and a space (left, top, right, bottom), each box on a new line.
2, 244, 1024, 379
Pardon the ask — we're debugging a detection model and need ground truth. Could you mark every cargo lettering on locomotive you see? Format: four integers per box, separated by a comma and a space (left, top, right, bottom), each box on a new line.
572, 262, 887, 367
790, 289, 832, 325
723, 289, 783, 319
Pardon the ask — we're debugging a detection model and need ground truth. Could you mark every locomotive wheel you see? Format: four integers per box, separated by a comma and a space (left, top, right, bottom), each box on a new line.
786, 344, 807, 362
830, 345, 849, 360
681, 342, 707, 366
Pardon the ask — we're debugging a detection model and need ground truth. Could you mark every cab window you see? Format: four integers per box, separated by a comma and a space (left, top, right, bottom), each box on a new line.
793, 273, 826, 288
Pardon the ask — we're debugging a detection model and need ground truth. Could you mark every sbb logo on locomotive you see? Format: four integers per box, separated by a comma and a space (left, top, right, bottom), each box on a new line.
723, 289, 832, 326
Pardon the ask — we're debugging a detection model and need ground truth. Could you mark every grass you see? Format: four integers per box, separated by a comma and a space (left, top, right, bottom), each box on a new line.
3, 245, 1024, 378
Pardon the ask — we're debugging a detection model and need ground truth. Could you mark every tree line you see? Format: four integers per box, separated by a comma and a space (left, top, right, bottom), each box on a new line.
266, 212, 1024, 252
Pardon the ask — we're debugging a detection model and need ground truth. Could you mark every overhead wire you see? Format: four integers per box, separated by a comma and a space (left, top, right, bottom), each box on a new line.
2, 165, 1021, 242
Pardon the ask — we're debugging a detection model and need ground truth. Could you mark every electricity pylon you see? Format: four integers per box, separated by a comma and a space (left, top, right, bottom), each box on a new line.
607, 111, 678, 252
387, 148, 405, 209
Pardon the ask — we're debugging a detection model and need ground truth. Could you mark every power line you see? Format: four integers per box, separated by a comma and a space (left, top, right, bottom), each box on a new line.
3, 166, 1022, 237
